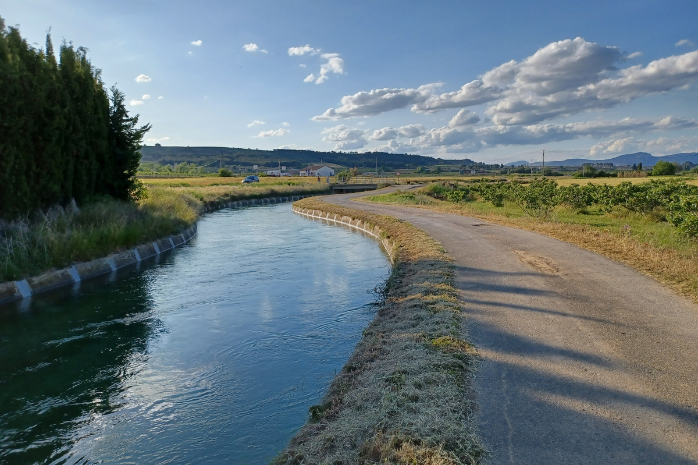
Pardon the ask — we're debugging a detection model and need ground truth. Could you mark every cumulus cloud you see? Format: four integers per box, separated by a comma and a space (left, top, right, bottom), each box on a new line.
290, 45, 344, 84
627, 51, 643, 59
243, 43, 268, 53
321, 125, 368, 150
448, 109, 481, 127
315, 53, 344, 84
256, 128, 289, 137
158, 96, 164, 100
247, 120, 265, 127
313, 83, 442, 120
381, 116, 698, 154
300, 64, 307, 68
282, 122, 290, 126
591, 135, 698, 155
135, 74, 151, 82
129, 99, 144, 106
191, 40, 202, 46
368, 124, 427, 141
313, 38, 698, 125
676, 39, 695, 47
142, 94, 151, 100
288, 44, 320, 56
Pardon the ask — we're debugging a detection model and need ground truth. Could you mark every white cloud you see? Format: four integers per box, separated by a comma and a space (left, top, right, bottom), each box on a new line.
157, 96, 164, 100
321, 125, 368, 150
368, 124, 427, 141
627, 51, 643, 59
146, 136, 170, 143
188, 51, 193, 55
282, 122, 290, 126
247, 120, 266, 127
314, 53, 344, 84
191, 40, 202, 46
288, 44, 320, 56
256, 128, 289, 137
243, 43, 268, 53
382, 116, 698, 154
135, 74, 151, 82
313, 38, 698, 125
290, 46, 344, 84
129, 99, 144, 106
676, 39, 695, 47
313, 83, 442, 120
142, 94, 151, 100
590, 135, 698, 155
448, 109, 481, 127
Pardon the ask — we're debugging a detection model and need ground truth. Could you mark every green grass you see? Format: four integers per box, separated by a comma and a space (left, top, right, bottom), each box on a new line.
0, 184, 329, 283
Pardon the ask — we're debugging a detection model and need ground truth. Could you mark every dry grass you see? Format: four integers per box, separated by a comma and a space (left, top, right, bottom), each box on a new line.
276, 198, 484, 465
362, 193, 698, 303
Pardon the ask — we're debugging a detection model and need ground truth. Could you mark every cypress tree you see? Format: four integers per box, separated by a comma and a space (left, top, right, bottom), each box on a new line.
0, 17, 150, 217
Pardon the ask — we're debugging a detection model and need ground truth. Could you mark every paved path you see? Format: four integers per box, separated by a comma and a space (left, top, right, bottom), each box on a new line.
321, 188, 698, 464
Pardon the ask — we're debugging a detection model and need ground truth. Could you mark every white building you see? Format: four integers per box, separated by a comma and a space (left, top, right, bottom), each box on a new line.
299, 165, 335, 177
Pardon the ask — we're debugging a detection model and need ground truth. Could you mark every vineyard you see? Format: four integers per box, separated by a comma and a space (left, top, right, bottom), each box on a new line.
419, 179, 698, 238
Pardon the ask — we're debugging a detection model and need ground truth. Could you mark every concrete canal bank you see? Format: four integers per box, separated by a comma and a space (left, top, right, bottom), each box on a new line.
0, 195, 310, 305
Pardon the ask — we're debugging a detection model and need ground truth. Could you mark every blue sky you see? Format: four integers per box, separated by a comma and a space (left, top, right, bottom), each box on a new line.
3, 0, 698, 163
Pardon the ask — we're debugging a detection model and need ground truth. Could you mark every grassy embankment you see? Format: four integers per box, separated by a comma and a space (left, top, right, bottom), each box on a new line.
362, 178, 698, 302
276, 198, 483, 465
0, 179, 329, 283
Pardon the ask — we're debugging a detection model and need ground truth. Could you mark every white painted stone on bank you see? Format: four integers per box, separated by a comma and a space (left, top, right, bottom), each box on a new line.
16, 279, 32, 298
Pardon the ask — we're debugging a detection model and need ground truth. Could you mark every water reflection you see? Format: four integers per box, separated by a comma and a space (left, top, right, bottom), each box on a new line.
0, 204, 389, 464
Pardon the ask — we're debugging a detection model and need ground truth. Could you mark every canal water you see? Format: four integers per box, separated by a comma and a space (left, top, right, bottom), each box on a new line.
0, 203, 390, 464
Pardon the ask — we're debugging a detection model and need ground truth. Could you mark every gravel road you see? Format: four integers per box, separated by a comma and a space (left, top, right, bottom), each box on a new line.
321, 188, 698, 464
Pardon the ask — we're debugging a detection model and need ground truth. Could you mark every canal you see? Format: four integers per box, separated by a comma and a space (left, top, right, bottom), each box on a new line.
0, 203, 390, 464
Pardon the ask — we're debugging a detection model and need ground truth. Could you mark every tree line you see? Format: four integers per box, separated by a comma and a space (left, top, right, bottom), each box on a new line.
0, 17, 150, 218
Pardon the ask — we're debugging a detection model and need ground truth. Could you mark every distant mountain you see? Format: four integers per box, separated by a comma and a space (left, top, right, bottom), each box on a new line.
140, 146, 475, 170
506, 152, 698, 167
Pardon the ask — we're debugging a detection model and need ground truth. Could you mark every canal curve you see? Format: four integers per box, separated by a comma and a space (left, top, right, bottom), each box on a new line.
0, 203, 390, 464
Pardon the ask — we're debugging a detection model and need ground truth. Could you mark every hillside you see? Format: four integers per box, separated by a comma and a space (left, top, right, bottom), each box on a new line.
506, 152, 698, 167
139, 146, 474, 170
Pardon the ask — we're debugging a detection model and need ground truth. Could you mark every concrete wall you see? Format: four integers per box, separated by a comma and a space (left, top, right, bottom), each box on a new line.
292, 206, 397, 264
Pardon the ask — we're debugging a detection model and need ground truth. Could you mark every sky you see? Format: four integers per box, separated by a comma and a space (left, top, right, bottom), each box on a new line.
2, 0, 698, 164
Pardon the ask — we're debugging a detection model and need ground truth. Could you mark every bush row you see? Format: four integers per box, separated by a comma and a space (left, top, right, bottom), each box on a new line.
424, 179, 698, 237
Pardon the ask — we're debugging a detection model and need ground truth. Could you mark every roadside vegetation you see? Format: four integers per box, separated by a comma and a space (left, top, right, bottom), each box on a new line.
277, 198, 483, 465
364, 178, 698, 301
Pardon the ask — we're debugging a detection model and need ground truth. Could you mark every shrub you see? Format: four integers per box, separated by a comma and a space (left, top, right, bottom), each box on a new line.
557, 184, 594, 212
652, 160, 677, 176
218, 168, 233, 177
506, 178, 559, 218
667, 195, 698, 237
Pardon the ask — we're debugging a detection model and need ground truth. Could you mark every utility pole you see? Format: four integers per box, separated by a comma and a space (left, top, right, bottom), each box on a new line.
542, 150, 545, 177
530, 160, 533, 176
376, 157, 378, 175
278, 159, 281, 176
219, 158, 222, 170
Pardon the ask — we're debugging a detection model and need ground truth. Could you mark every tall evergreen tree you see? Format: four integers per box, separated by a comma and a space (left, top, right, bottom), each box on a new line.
0, 16, 150, 217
